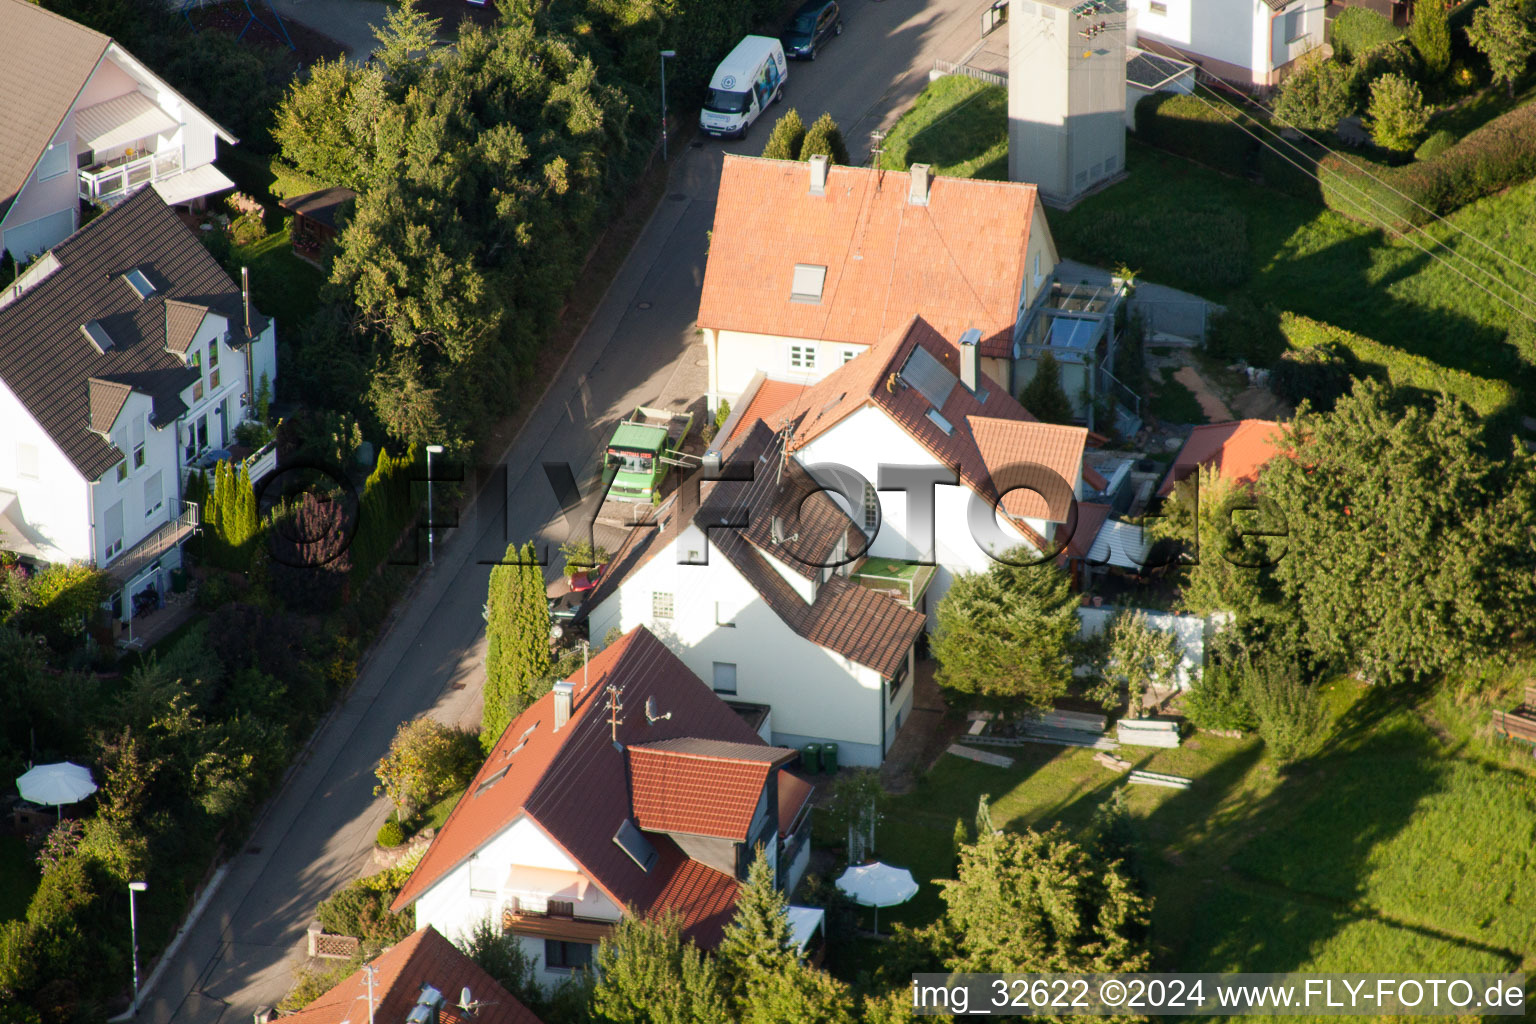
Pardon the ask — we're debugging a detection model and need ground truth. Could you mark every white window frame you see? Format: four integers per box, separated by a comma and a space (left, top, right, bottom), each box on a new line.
841, 347, 860, 365
652, 592, 675, 619
863, 483, 879, 532
1148, 0, 1167, 14
789, 344, 817, 371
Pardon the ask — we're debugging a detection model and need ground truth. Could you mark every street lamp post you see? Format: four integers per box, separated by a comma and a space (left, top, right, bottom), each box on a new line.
660, 50, 677, 161
128, 881, 148, 1010
425, 445, 445, 566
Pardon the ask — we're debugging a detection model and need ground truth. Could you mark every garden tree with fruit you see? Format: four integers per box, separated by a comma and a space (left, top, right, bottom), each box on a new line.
1272, 54, 1351, 132
1257, 380, 1536, 684
931, 555, 1078, 713
716, 847, 796, 1003
1366, 72, 1430, 152
936, 827, 1150, 981
591, 914, 730, 1024
761, 109, 808, 159
482, 541, 552, 752
1409, 0, 1452, 78
1076, 611, 1184, 713
373, 717, 479, 822
1019, 352, 1075, 425
1466, 0, 1536, 96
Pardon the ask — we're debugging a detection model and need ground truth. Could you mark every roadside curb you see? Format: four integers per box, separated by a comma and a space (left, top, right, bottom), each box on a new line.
108, 864, 231, 1021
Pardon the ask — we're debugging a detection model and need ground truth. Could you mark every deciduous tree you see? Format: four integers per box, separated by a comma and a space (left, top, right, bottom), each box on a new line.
373, 717, 477, 820
1366, 72, 1430, 152
1466, 0, 1536, 96
1410, 0, 1452, 77
1272, 55, 1351, 131
592, 914, 729, 1024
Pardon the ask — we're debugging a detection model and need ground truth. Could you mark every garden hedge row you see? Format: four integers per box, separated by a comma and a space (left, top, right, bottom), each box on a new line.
1278, 312, 1515, 417
1136, 89, 1536, 231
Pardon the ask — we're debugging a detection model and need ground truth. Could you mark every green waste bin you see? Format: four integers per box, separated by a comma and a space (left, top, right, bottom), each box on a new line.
170, 568, 188, 593
801, 743, 821, 775
822, 743, 838, 774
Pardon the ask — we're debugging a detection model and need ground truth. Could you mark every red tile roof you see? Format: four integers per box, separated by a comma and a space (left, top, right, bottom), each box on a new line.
1158, 419, 1283, 496
628, 740, 794, 841
697, 156, 1045, 358
776, 771, 815, 838
277, 926, 543, 1024
392, 627, 783, 946
729, 377, 804, 443
783, 316, 1087, 528
1058, 501, 1113, 563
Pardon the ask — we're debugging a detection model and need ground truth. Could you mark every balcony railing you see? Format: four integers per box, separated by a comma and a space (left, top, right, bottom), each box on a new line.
78, 146, 184, 204
106, 500, 199, 585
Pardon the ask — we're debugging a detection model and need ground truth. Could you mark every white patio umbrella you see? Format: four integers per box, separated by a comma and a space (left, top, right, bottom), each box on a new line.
835, 862, 918, 936
17, 761, 97, 821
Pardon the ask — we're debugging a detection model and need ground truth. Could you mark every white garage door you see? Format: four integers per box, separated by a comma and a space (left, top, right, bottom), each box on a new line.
2, 208, 75, 261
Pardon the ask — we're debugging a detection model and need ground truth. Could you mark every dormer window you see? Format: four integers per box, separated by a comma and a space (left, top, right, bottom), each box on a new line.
790, 263, 827, 303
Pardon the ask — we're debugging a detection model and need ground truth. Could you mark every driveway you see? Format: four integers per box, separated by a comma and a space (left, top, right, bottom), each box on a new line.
143, 1, 1001, 1020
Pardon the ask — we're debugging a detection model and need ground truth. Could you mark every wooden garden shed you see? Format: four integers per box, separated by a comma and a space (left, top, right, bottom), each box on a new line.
277, 187, 356, 258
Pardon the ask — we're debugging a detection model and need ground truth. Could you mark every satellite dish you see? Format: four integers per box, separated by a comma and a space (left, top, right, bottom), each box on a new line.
645, 696, 672, 724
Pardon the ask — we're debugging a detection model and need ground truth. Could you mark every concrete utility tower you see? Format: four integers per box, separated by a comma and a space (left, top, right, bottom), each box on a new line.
1008, 0, 1128, 205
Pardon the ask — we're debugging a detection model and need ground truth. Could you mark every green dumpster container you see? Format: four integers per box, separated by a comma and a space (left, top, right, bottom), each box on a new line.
822, 743, 839, 774
801, 743, 822, 775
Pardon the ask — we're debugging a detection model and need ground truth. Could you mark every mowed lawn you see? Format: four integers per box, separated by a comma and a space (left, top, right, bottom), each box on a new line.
874, 76, 1008, 181
831, 680, 1536, 994
1048, 142, 1536, 395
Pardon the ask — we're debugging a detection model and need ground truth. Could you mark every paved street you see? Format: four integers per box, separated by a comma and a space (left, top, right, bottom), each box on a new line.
144, 3, 1000, 1020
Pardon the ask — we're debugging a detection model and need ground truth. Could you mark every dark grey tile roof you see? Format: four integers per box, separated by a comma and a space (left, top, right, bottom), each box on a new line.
278, 187, 357, 230
0, 0, 110, 222
0, 188, 267, 480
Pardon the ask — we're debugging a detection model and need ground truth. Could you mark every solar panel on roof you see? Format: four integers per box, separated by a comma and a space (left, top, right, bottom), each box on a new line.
902, 345, 956, 410
614, 818, 657, 872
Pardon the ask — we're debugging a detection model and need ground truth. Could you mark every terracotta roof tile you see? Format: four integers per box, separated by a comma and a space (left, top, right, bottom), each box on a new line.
698, 157, 1041, 358
1158, 419, 1283, 496
728, 378, 804, 443
278, 926, 543, 1024
629, 740, 793, 841
392, 628, 781, 946
785, 316, 1085, 530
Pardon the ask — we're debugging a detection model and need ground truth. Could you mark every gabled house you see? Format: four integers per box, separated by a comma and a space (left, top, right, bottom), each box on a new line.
392, 627, 818, 986
1127, 0, 1325, 87
696, 154, 1060, 411
720, 315, 1107, 624
583, 422, 928, 767
276, 926, 544, 1024
1157, 418, 1282, 497
0, 0, 238, 261
0, 188, 275, 628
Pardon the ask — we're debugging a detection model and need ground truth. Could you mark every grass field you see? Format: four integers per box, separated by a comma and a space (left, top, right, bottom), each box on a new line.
823, 679, 1536, 994
1151, 367, 1208, 425
0, 834, 38, 922
874, 76, 1008, 181
231, 224, 326, 331
1050, 142, 1536, 397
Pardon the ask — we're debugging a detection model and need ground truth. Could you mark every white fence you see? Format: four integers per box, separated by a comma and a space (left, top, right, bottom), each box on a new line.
1077, 606, 1221, 689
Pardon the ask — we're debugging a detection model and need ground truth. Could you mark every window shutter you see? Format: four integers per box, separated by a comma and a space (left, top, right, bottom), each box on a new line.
144, 471, 162, 517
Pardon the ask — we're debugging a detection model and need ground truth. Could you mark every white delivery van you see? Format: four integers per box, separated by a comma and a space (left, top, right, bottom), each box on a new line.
699, 35, 788, 139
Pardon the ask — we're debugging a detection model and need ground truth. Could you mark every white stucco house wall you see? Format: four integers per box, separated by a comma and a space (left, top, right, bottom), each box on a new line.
393, 628, 818, 989
0, 189, 275, 629
0, 0, 238, 262
1127, 0, 1325, 87
696, 155, 1059, 411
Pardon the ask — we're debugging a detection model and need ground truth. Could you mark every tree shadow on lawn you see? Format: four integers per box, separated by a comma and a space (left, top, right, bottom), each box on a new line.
1137, 683, 1525, 975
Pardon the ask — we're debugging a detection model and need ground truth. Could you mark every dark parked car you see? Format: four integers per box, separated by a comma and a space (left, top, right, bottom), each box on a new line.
780, 0, 842, 60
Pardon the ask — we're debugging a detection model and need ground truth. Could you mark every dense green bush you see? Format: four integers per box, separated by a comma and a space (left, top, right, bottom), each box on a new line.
1180, 661, 1258, 732
1366, 72, 1430, 152
1276, 313, 1516, 416
1273, 56, 1352, 131
1330, 7, 1403, 61
1067, 206, 1251, 291
1413, 127, 1456, 160
1134, 92, 1259, 177
376, 820, 406, 848
1319, 92, 1536, 227
1244, 661, 1328, 766
1345, 40, 1421, 110
315, 860, 418, 950
1269, 343, 1362, 412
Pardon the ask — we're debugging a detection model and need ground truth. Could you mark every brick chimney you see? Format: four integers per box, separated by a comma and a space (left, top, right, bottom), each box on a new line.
908, 163, 932, 206
809, 153, 829, 196
958, 327, 982, 391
